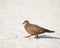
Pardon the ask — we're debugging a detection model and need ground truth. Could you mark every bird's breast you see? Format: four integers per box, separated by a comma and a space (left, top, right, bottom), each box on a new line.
24, 24, 35, 34
24, 25, 31, 32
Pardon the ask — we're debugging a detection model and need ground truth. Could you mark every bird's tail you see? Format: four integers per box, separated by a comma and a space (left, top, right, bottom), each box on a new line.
49, 31, 55, 33
45, 29, 55, 33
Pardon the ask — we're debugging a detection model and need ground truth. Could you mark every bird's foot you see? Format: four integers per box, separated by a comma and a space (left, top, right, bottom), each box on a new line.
35, 37, 39, 39
36, 37, 39, 39
24, 35, 32, 38
24, 36, 30, 38
34, 35, 39, 39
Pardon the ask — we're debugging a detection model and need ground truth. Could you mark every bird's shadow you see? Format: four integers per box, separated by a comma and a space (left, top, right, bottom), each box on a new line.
34, 35, 60, 39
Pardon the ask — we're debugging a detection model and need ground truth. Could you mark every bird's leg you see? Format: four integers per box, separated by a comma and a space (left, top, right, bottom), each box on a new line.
36, 34, 39, 39
24, 34, 32, 38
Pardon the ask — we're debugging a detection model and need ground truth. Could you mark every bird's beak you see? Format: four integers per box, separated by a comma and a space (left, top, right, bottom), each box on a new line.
22, 22, 24, 25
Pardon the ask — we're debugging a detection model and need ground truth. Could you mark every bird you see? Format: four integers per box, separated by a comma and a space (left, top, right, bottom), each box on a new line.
23, 20, 55, 39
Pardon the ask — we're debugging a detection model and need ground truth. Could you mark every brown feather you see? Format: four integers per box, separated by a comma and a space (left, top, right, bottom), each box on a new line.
23, 20, 55, 35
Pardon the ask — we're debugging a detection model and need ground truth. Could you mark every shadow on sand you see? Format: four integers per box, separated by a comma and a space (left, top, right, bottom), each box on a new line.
34, 35, 60, 39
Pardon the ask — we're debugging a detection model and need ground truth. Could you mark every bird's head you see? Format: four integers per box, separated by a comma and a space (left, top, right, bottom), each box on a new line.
22, 20, 30, 25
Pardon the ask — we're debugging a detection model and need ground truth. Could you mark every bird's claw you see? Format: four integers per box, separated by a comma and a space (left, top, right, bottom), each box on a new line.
24, 36, 30, 38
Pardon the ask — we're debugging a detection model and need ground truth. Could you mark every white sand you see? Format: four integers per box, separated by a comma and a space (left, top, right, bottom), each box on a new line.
0, 0, 60, 48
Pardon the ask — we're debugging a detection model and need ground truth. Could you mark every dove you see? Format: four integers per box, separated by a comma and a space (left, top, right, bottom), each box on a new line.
23, 20, 55, 39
